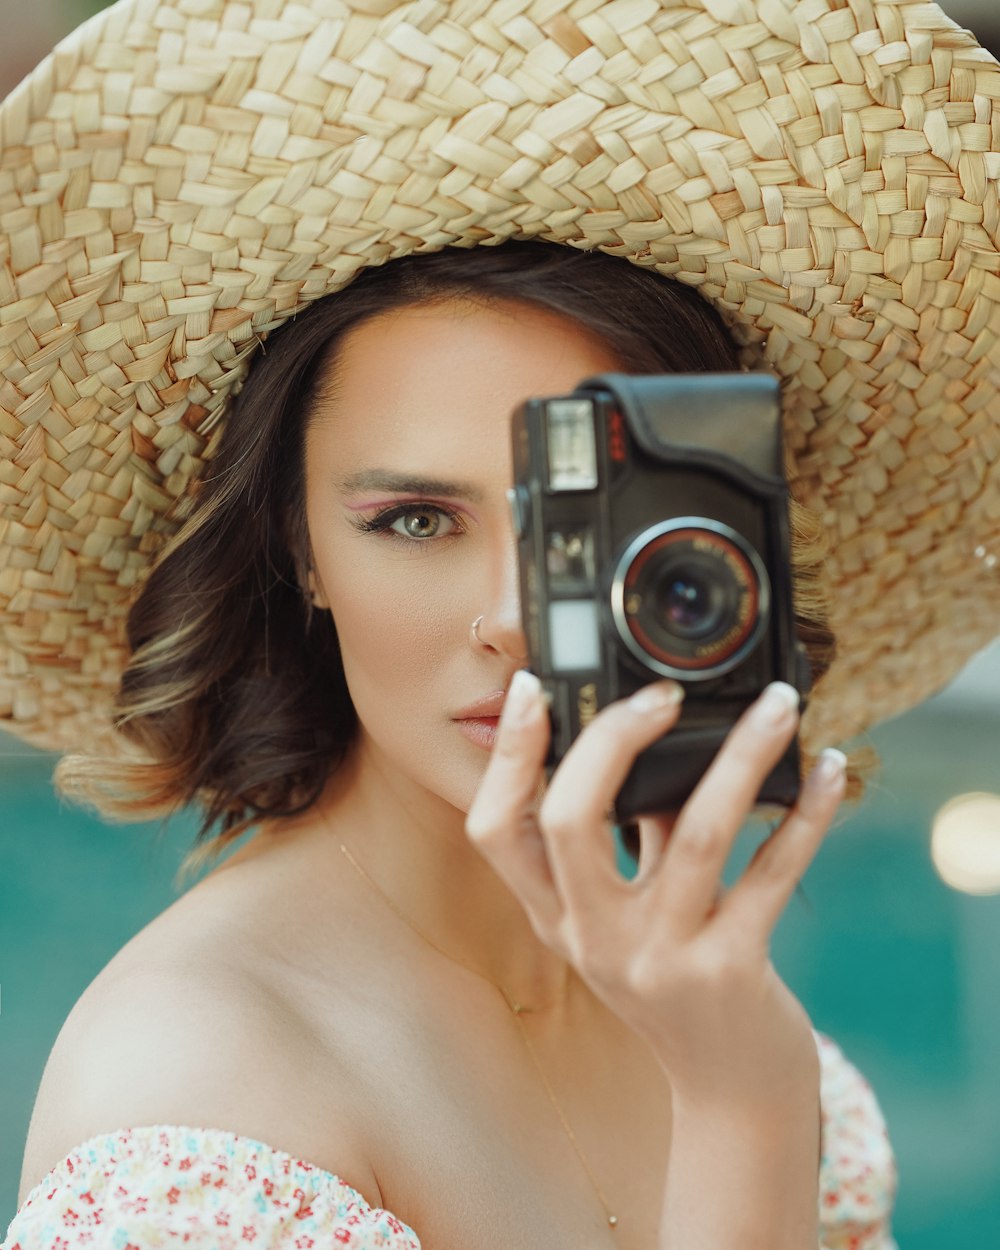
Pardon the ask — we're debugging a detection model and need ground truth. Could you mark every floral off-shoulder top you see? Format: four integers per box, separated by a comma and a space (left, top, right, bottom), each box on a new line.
3, 1032, 897, 1249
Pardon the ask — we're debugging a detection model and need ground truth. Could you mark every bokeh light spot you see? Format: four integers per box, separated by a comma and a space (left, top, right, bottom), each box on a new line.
931, 792, 1000, 895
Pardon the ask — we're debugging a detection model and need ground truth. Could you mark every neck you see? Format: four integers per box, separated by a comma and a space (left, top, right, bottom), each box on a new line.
315, 736, 574, 1012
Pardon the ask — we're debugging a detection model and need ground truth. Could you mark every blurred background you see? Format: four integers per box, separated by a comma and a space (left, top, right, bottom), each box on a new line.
1, 0, 999, 1245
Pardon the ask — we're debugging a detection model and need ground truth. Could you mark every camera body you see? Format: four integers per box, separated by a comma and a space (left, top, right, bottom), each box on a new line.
508, 373, 812, 821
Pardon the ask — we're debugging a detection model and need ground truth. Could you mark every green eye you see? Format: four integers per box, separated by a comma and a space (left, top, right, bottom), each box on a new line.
355, 502, 461, 543
392, 509, 446, 538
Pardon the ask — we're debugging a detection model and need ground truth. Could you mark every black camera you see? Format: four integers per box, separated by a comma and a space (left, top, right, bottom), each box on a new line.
508, 373, 812, 822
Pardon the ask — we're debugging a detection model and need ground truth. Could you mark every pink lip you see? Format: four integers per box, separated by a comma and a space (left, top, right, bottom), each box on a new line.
452, 690, 506, 751
453, 690, 506, 720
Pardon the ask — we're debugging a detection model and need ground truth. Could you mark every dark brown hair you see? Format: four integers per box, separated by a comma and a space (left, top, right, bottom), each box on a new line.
55, 242, 837, 880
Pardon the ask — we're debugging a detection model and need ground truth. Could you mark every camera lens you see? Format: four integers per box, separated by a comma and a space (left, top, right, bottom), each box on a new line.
660, 567, 726, 638
612, 519, 769, 679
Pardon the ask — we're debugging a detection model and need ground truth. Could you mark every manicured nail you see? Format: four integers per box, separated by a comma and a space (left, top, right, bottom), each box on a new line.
504, 669, 542, 727
629, 681, 685, 715
810, 747, 847, 789
753, 681, 800, 726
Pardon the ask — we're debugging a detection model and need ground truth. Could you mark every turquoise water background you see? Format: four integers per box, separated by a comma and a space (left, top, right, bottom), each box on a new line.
2, 693, 999, 1244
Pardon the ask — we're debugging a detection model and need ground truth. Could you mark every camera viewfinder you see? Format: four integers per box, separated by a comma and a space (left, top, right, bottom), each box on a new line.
545, 528, 596, 591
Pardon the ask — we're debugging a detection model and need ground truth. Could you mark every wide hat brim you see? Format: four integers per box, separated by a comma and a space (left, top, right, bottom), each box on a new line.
1, 0, 998, 759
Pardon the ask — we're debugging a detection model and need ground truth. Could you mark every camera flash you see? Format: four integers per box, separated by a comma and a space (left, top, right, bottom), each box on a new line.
548, 600, 602, 672
545, 399, 598, 491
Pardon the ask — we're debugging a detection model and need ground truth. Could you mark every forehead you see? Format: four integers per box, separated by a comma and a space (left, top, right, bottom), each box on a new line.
308, 297, 623, 473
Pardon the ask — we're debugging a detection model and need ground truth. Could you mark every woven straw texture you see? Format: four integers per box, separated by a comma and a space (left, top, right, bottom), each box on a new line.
1, 0, 999, 759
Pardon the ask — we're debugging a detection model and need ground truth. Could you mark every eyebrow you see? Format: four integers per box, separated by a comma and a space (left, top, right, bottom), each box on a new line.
335, 469, 486, 503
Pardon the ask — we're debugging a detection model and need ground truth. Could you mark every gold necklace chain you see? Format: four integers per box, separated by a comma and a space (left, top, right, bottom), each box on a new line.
338, 841, 619, 1231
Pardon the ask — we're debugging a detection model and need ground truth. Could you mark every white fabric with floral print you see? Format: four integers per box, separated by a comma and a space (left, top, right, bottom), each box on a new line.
3, 1033, 896, 1249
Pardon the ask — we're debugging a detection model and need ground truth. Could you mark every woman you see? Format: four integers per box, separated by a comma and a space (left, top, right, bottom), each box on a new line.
3, 0, 998, 1246
5, 241, 881, 1249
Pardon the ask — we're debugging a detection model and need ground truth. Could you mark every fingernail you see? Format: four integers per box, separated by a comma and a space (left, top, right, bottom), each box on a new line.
504, 669, 542, 727
753, 681, 800, 726
629, 681, 685, 715
810, 747, 847, 789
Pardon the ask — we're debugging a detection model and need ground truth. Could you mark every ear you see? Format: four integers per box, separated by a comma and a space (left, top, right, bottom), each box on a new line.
288, 520, 330, 610
307, 566, 330, 610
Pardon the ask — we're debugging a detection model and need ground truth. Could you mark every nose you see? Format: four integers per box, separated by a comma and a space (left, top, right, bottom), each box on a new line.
471, 531, 529, 664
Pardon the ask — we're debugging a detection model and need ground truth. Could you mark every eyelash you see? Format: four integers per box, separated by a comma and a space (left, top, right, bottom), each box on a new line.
350, 502, 465, 546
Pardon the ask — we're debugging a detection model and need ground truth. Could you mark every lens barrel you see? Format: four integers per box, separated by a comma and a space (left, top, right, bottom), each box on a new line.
611, 518, 770, 679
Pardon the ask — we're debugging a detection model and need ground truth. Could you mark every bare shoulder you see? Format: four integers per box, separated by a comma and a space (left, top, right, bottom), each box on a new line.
17, 891, 380, 1210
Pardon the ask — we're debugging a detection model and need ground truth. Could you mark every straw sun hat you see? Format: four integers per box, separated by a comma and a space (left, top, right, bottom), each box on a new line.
1, 0, 998, 763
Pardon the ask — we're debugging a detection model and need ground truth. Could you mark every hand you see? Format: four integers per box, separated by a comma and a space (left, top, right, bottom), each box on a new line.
465, 673, 846, 1115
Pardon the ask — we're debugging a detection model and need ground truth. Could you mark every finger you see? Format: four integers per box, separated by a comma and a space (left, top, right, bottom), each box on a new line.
654, 681, 801, 933
716, 747, 846, 941
465, 669, 562, 932
630, 813, 678, 885
538, 680, 684, 910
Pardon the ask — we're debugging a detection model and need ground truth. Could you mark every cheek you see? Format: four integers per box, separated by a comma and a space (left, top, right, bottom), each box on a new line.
318, 548, 462, 707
